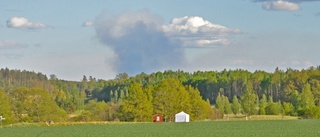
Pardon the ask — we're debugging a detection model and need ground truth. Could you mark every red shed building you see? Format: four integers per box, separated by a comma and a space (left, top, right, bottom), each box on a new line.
153, 114, 163, 123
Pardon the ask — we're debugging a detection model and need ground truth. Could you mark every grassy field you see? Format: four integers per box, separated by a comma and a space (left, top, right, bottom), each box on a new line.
226, 115, 299, 120
1, 119, 320, 137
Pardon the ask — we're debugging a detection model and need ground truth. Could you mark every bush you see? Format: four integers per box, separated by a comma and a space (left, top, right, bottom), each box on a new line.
304, 107, 320, 119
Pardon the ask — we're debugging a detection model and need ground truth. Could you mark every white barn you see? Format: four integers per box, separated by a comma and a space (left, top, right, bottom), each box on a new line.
175, 111, 190, 122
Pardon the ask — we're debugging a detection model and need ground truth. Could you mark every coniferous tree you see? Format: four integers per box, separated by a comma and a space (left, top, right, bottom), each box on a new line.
119, 89, 125, 102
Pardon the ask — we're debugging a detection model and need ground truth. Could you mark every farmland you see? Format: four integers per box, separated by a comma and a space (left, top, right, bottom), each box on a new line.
1, 120, 320, 137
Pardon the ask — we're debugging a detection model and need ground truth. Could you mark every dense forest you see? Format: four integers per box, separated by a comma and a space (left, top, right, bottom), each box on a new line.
1, 66, 320, 125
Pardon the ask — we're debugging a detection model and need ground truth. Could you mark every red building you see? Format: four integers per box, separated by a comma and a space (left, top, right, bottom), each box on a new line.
153, 114, 163, 123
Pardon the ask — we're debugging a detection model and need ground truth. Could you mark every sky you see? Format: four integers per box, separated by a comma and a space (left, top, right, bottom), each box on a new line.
1, 0, 320, 81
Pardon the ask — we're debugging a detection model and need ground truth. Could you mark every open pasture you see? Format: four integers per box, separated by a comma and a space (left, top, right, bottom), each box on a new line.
1, 120, 320, 137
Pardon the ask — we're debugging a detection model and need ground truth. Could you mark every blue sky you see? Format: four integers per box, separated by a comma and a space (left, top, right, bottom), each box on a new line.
1, 0, 320, 81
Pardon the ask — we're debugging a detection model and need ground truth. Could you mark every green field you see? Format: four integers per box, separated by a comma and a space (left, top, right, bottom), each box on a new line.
1, 120, 320, 137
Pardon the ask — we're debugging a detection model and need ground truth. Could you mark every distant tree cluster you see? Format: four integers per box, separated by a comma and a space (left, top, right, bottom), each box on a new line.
0, 88, 66, 124
1, 66, 320, 124
119, 79, 212, 122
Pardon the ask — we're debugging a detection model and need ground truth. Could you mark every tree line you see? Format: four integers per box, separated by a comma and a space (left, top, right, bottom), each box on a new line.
1, 66, 320, 124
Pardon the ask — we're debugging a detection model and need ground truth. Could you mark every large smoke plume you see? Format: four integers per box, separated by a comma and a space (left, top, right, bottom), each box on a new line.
95, 10, 185, 75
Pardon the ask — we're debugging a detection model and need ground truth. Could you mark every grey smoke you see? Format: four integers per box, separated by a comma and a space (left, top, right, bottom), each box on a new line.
95, 10, 185, 75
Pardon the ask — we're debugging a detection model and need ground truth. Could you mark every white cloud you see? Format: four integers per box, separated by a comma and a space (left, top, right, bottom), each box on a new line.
255, 0, 320, 2
0, 40, 26, 50
162, 16, 241, 47
262, 1, 301, 11
94, 11, 243, 75
96, 10, 163, 39
6, 17, 46, 29
254, 0, 320, 11
82, 20, 94, 27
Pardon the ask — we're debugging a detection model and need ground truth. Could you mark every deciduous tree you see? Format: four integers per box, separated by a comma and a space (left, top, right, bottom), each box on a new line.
259, 94, 267, 115
0, 89, 13, 125
232, 95, 241, 115
120, 82, 153, 122
153, 78, 191, 122
299, 83, 315, 109
241, 81, 257, 120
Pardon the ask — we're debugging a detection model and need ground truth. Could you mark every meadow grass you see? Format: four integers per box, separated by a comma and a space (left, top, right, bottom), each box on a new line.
1, 119, 320, 137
